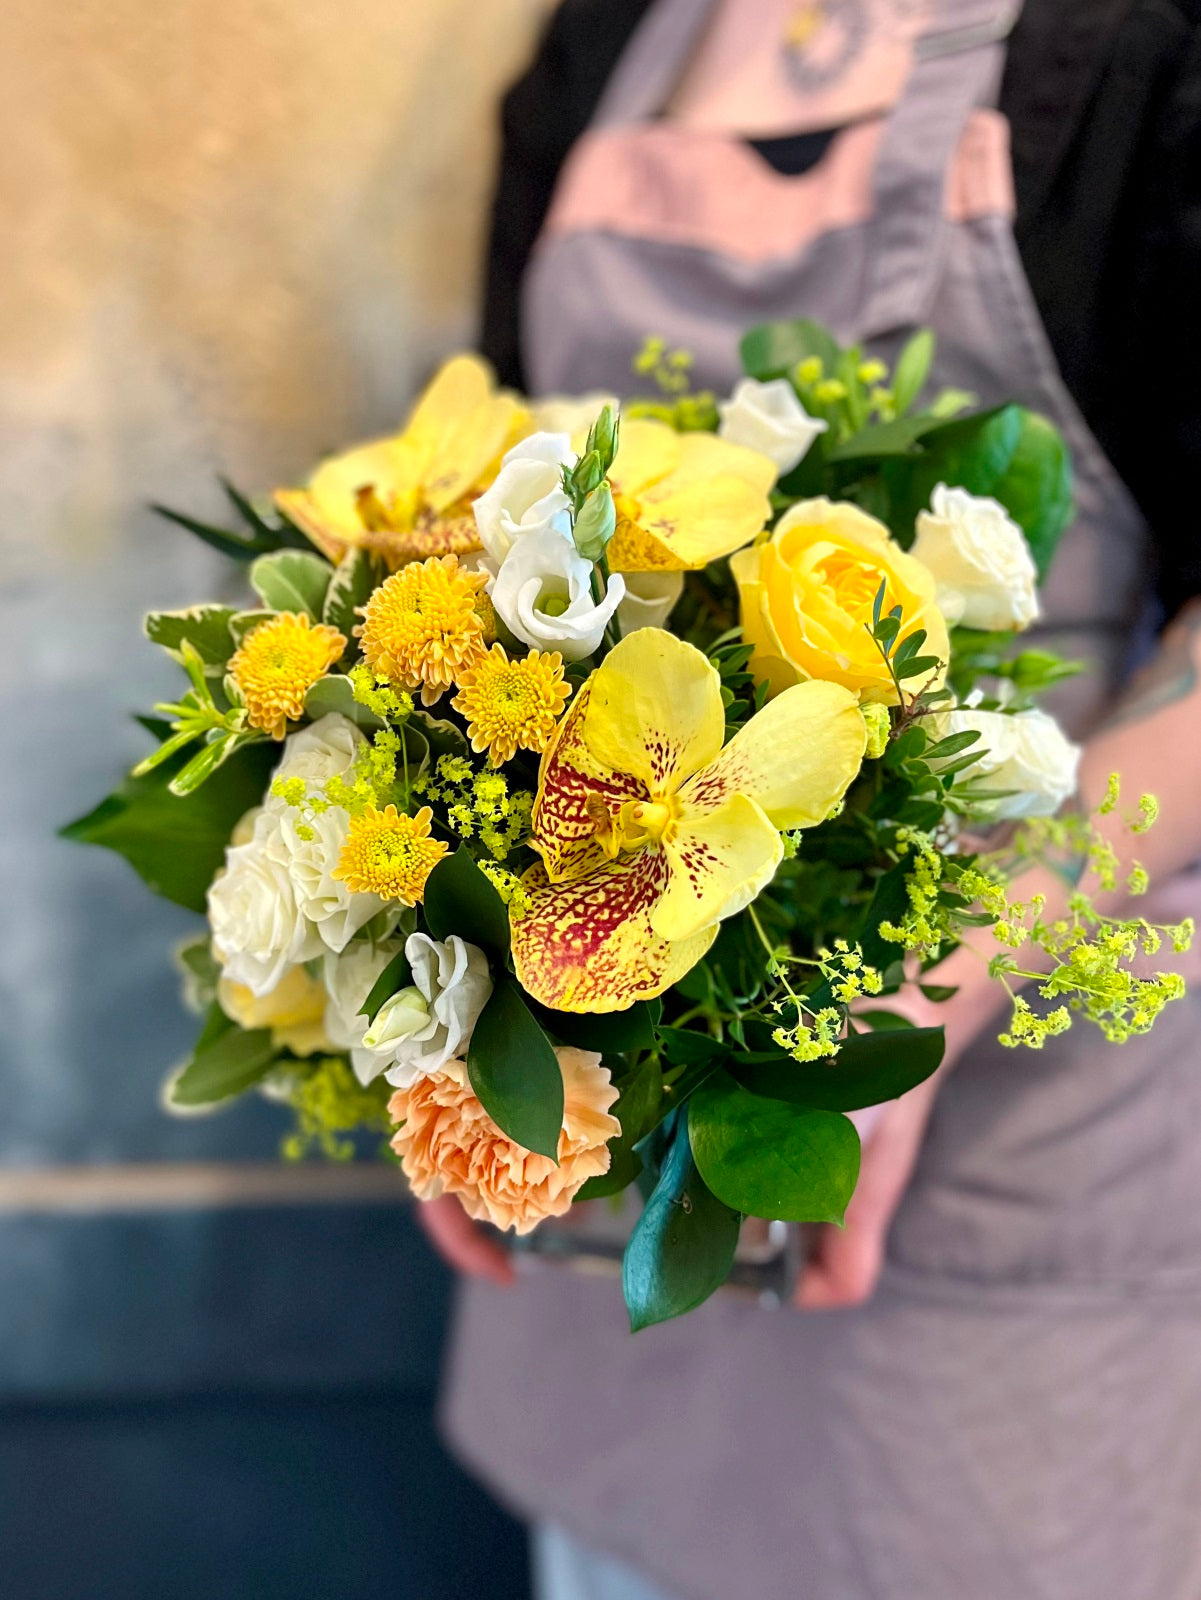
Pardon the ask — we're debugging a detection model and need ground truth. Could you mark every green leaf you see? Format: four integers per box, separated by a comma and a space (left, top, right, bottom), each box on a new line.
168, 734, 240, 796
891, 329, 935, 415
60, 739, 276, 913
882, 405, 1023, 547
357, 946, 413, 1023
622, 1112, 740, 1332
323, 547, 381, 641
740, 316, 841, 382
574, 1055, 661, 1198
144, 606, 236, 670
249, 550, 333, 618
987, 410, 1073, 581
731, 1026, 945, 1112
303, 674, 385, 731
152, 503, 278, 562
657, 1026, 726, 1066
467, 980, 564, 1158
423, 847, 511, 955
168, 1006, 279, 1107
893, 653, 942, 680
924, 729, 981, 759
174, 935, 221, 1011
532, 997, 661, 1053
857, 860, 915, 971
688, 1076, 860, 1223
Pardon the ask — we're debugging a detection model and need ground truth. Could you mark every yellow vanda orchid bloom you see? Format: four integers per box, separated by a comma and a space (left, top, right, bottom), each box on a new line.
275, 355, 529, 570
601, 418, 777, 572
510, 629, 867, 1013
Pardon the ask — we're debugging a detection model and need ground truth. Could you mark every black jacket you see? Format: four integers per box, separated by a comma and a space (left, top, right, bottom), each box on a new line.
479, 0, 1201, 619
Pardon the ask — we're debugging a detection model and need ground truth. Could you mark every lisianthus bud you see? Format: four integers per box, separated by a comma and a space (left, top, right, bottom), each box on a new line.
572, 482, 617, 563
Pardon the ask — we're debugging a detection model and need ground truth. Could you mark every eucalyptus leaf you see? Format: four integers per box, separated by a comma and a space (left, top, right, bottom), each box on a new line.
622, 1112, 740, 1332
689, 1076, 860, 1223
323, 547, 381, 641
249, 550, 333, 618
466, 980, 564, 1159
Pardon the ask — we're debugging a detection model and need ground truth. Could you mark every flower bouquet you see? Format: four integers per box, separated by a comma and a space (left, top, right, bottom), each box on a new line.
66, 319, 1192, 1329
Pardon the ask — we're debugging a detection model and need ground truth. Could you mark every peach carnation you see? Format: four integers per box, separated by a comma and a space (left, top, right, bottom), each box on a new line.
389, 1047, 619, 1234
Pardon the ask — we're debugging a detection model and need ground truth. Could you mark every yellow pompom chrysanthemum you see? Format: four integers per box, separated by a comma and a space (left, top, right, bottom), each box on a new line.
228, 611, 346, 739
332, 804, 448, 905
355, 554, 489, 706
452, 645, 572, 767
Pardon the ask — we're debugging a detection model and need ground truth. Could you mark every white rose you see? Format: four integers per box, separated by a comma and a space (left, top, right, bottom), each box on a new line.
472, 432, 575, 565
323, 940, 403, 1083
718, 377, 827, 475
208, 810, 323, 997
264, 713, 363, 807
616, 570, 684, 634
911, 483, 1039, 631
489, 526, 625, 660
529, 393, 619, 437
278, 807, 383, 953
937, 706, 1080, 821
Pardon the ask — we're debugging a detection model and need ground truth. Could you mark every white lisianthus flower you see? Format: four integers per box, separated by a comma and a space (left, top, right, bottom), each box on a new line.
616, 570, 684, 634
936, 705, 1080, 821
208, 810, 324, 997
473, 432, 575, 565
323, 940, 403, 1083
911, 483, 1040, 631
490, 527, 625, 660
264, 713, 363, 807
718, 377, 827, 475
530, 393, 619, 437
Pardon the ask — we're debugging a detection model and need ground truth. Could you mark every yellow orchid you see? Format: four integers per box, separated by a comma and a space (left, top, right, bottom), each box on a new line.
275, 355, 529, 570
601, 418, 776, 572
510, 629, 866, 1013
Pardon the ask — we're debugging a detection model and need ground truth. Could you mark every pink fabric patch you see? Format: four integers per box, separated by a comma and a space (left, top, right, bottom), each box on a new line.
543, 110, 1014, 266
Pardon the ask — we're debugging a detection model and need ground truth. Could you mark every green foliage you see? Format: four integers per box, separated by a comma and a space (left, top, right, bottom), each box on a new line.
278, 1056, 394, 1161
153, 479, 310, 561
249, 550, 334, 618
303, 674, 386, 732
622, 1112, 741, 1332
533, 998, 661, 1054
61, 736, 275, 912
466, 979, 564, 1160
575, 1053, 663, 1201
358, 947, 413, 1024
167, 1006, 279, 1107
731, 1025, 945, 1111
689, 1074, 860, 1223
423, 846, 512, 956
144, 606, 236, 671
322, 547, 381, 645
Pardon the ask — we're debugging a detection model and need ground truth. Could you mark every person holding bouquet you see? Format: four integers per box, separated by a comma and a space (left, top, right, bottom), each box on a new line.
420, 3, 1201, 1597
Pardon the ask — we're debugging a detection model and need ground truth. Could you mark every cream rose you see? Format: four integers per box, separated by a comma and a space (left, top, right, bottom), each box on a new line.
910, 483, 1039, 631
473, 432, 575, 566
217, 964, 330, 1055
731, 498, 949, 703
936, 705, 1080, 820
718, 377, 827, 475
278, 807, 383, 954
265, 713, 363, 804
489, 526, 625, 660
390, 1047, 620, 1233
208, 810, 324, 996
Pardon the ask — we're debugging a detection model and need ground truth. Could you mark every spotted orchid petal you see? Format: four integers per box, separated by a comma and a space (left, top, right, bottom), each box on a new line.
511, 850, 718, 1013
581, 630, 725, 797
681, 679, 867, 830
654, 792, 782, 944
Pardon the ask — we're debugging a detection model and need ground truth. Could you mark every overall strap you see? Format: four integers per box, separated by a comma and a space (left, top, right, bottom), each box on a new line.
859, 0, 1021, 340
591, 0, 718, 128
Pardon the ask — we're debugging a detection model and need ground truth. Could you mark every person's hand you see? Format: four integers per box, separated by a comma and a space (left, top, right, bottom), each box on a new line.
416, 1194, 515, 1286
794, 1068, 942, 1308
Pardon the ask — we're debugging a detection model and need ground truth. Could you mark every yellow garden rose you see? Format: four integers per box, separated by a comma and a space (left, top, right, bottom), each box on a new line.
217, 962, 330, 1056
730, 498, 949, 704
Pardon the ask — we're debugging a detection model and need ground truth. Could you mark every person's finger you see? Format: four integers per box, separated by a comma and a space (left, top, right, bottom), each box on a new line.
416, 1195, 515, 1286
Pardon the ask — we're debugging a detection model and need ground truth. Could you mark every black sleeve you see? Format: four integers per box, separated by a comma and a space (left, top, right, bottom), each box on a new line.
478, 0, 652, 390
1007, 0, 1201, 619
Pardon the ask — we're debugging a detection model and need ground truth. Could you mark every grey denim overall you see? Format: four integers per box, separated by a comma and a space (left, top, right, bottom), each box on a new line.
445, 5, 1201, 1596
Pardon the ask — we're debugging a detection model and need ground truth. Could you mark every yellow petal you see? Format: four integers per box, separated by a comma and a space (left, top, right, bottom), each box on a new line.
606, 417, 682, 498
410, 355, 527, 512
668, 430, 778, 498
532, 681, 649, 882
582, 629, 724, 797
653, 792, 782, 943
729, 543, 803, 698
511, 850, 717, 1013
644, 474, 770, 569
681, 679, 866, 830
